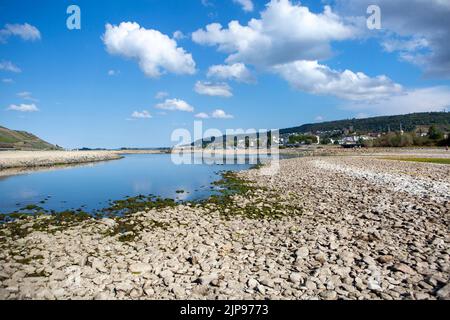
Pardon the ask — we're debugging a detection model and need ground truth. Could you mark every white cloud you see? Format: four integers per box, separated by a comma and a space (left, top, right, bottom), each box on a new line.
17, 91, 38, 102
343, 86, 450, 115
7, 103, 39, 112
194, 81, 233, 97
2, 78, 14, 83
195, 112, 210, 119
155, 98, 194, 112
207, 63, 255, 83
273, 60, 403, 101
108, 69, 120, 76
355, 113, 369, 119
211, 109, 234, 119
201, 0, 214, 8
173, 30, 186, 40
334, 0, 450, 78
315, 115, 324, 122
192, 0, 355, 67
102, 22, 196, 78
131, 110, 152, 119
0, 23, 41, 43
233, 0, 254, 12
0, 60, 21, 73
155, 91, 169, 99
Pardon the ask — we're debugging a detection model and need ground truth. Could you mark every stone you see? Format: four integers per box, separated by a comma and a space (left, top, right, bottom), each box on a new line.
247, 278, 259, 289
392, 263, 416, 275
50, 270, 66, 281
52, 288, 66, 298
378, 255, 394, 264
320, 290, 337, 300
257, 284, 266, 295
94, 292, 111, 300
436, 283, 450, 300
260, 278, 275, 288
368, 278, 382, 292
289, 272, 302, 284
115, 282, 133, 293
129, 263, 152, 274
92, 259, 108, 273
295, 247, 309, 259
339, 251, 354, 265
159, 269, 174, 279
197, 273, 218, 286
143, 287, 155, 296
100, 218, 117, 228
305, 280, 317, 290
172, 285, 185, 298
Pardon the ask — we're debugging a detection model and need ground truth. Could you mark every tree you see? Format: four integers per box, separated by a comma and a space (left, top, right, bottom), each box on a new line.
428, 125, 444, 140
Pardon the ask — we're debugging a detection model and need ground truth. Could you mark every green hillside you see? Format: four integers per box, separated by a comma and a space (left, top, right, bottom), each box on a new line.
280, 112, 450, 134
0, 126, 61, 150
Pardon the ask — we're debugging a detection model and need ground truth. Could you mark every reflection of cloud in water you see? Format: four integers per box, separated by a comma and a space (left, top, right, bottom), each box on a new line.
132, 180, 152, 194
175, 189, 190, 201
18, 189, 39, 199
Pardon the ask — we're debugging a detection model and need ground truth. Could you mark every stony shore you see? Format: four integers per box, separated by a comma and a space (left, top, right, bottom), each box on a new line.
0, 154, 449, 300
0, 151, 123, 170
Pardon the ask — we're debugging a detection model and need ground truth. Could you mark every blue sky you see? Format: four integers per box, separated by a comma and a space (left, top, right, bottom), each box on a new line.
1, 0, 450, 148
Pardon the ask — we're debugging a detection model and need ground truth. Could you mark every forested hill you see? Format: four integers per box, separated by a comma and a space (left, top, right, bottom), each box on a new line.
280, 112, 450, 134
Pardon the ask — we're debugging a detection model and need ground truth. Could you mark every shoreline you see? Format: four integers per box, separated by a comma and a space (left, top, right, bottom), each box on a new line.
0, 151, 124, 171
0, 147, 448, 178
0, 151, 448, 300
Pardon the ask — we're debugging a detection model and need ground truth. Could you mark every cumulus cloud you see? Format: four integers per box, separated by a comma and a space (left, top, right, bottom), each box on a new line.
195, 112, 210, 119
102, 22, 196, 78
0, 60, 21, 73
211, 109, 234, 119
155, 91, 169, 99
194, 81, 233, 97
273, 60, 403, 101
7, 103, 39, 112
0, 23, 41, 43
155, 98, 194, 112
131, 110, 152, 119
233, 0, 254, 12
192, 0, 355, 67
334, 0, 450, 78
207, 63, 255, 83
343, 86, 450, 115
173, 30, 186, 40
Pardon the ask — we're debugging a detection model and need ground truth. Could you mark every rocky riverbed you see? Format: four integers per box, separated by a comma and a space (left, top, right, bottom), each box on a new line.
0, 155, 449, 300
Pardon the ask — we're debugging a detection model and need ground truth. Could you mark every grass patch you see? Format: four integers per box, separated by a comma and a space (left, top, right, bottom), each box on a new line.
382, 157, 450, 165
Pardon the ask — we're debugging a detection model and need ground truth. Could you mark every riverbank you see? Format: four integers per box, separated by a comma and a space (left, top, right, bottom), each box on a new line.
0, 151, 123, 170
0, 151, 448, 300
1, 147, 448, 172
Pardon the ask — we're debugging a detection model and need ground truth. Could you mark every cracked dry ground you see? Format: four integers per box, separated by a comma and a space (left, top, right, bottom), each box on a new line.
0, 156, 449, 300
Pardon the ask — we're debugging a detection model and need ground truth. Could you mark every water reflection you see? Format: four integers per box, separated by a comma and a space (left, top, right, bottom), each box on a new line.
0, 154, 256, 213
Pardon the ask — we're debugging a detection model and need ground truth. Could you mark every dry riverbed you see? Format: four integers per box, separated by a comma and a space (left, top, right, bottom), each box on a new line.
0, 154, 449, 300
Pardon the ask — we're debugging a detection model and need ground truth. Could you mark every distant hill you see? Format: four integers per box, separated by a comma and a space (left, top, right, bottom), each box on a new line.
280, 112, 450, 135
0, 126, 61, 150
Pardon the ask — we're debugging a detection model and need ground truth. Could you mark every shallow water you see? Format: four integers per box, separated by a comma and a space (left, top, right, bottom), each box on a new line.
0, 153, 265, 214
